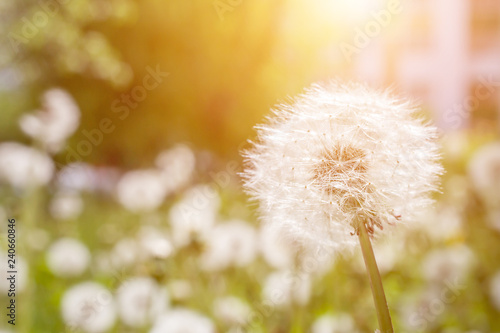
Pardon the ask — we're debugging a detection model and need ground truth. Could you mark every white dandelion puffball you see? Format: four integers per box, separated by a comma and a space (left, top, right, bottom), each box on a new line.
150, 308, 215, 333
243, 81, 442, 251
61, 282, 116, 333
117, 277, 169, 327
468, 142, 500, 208
50, 190, 84, 220
0, 142, 54, 190
262, 270, 312, 307
56, 163, 98, 192
421, 244, 475, 283
213, 296, 251, 326
138, 226, 173, 259
169, 185, 220, 247
109, 238, 141, 269
116, 169, 168, 213
311, 313, 359, 333
201, 220, 258, 271
19, 88, 80, 153
46, 238, 91, 277
156, 144, 196, 192
259, 223, 295, 269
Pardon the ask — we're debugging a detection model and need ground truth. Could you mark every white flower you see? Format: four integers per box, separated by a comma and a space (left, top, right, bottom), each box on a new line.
117, 277, 169, 327
116, 169, 167, 213
201, 220, 258, 271
262, 270, 311, 307
489, 271, 500, 311
61, 282, 116, 333
149, 308, 215, 333
311, 313, 359, 333
243, 81, 442, 251
109, 238, 141, 269
46, 238, 91, 277
57, 163, 120, 194
56, 163, 97, 192
138, 226, 173, 259
156, 144, 196, 192
169, 185, 220, 247
421, 244, 475, 283
50, 190, 84, 220
213, 296, 251, 326
259, 223, 295, 269
0, 142, 54, 190
468, 142, 500, 208
19, 88, 80, 153
417, 205, 463, 242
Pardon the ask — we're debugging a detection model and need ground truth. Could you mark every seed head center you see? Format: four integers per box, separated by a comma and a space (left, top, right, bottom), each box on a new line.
312, 144, 368, 196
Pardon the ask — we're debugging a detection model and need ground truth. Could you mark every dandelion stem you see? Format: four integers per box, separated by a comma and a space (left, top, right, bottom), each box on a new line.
358, 221, 394, 333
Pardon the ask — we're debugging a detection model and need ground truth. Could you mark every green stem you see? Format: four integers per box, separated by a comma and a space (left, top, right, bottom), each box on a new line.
358, 221, 394, 333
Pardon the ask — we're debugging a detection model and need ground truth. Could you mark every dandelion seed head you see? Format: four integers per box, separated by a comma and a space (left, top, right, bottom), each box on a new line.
468, 142, 500, 208
117, 277, 169, 328
213, 296, 251, 326
243, 81, 442, 251
50, 190, 84, 220
200, 220, 258, 271
116, 169, 167, 213
311, 313, 359, 333
262, 270, 312, 307
0, 142, 54, 190
421, 244, 475, 283
150, 308, 214, 333
61, 282, 116, 333
46, 238, 91, 278
19, 88, 80, 153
